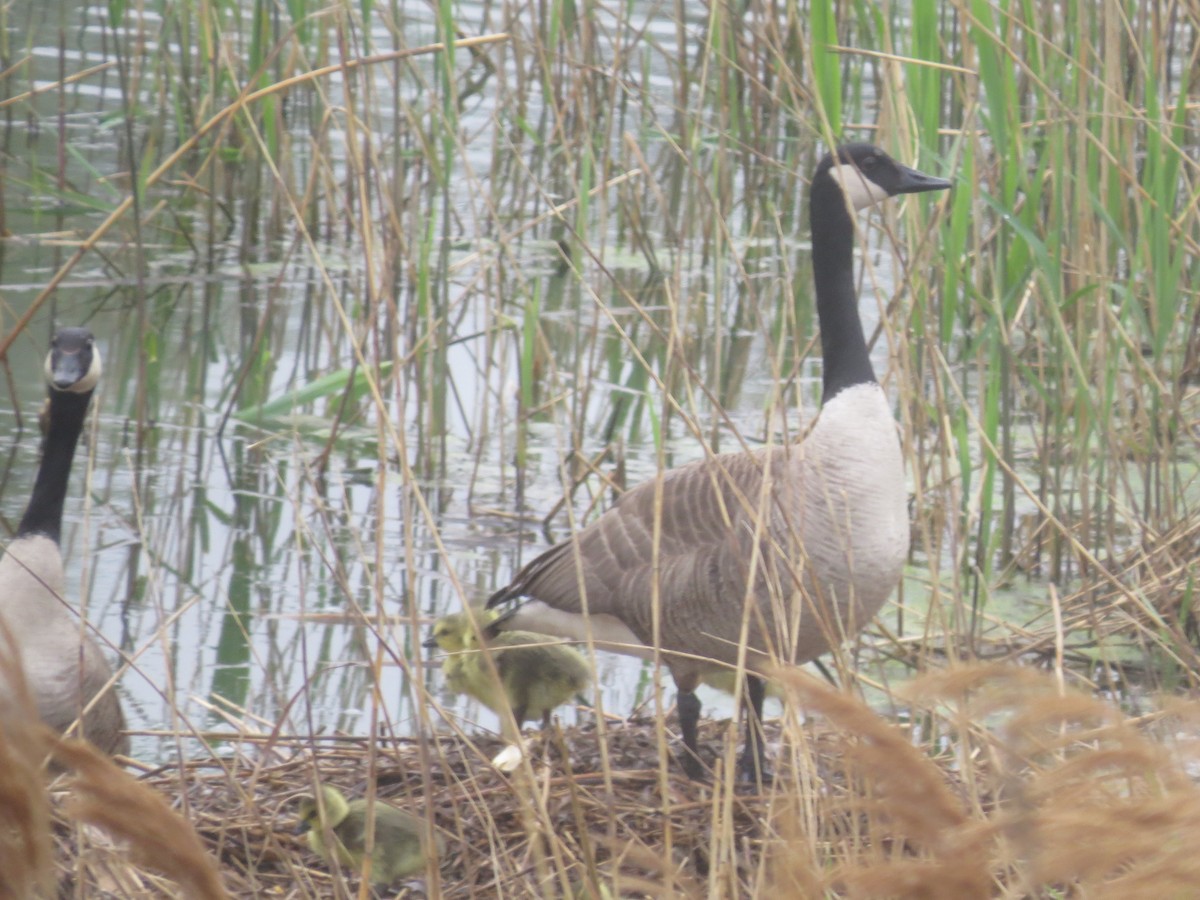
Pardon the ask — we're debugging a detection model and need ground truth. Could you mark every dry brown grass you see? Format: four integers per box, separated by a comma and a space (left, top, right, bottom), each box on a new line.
3, 0, 1197, 897
0, 632, 54, 899
1, 630, 228, 900
923, 666, 1200, 898
764, 665, 1200, 899
24, 662, 1200, 898
51, 739, 229, 900
1054, 509, 1200, 675
769, 667, 993, 899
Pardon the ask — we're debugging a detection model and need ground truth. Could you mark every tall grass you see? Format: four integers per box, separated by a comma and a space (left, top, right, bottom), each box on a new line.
1, 0, 1198, 894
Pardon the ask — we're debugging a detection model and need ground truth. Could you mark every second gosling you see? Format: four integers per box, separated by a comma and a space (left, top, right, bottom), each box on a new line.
295, 784, 441, 885
424, 610, 591, 738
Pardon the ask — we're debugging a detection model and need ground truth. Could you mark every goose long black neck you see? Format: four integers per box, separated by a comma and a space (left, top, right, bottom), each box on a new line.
18, 388, 94, 543
810, 173, 876, 405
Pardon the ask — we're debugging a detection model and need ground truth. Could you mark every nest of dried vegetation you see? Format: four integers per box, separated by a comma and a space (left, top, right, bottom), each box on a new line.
52, 717, 788, 899
29, 662, 1200, 900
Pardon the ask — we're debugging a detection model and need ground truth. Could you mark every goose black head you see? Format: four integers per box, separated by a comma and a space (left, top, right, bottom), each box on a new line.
44, 327, 102, 394
817, 144, 951, 211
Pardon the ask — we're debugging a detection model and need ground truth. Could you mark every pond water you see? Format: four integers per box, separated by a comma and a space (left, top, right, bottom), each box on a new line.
5, 0, 946, 764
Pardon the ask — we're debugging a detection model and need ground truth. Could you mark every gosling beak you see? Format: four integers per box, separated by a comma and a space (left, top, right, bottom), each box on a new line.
421, 634, 438, 649
294, 820, 312, 836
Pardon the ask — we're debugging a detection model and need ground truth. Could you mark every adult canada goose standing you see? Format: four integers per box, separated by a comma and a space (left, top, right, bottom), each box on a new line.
486, 145, 950, 781
0, 327, 128, 757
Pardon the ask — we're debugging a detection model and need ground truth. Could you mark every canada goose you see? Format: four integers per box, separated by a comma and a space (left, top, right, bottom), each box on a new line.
295, 784, 442, 885
423, 609, 591, 740
486, 145, 951, 781
0, 327, 127, 757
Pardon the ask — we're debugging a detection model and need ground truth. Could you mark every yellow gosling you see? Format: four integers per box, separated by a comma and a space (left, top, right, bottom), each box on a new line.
424, 609, 591, 740
294, 784, 441, 885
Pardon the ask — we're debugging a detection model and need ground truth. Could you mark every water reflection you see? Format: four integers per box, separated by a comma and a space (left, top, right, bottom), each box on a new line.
2, 0, 906, 765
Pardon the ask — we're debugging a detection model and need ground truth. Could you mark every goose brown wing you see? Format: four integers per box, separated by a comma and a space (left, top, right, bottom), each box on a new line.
486, 446, 799, 646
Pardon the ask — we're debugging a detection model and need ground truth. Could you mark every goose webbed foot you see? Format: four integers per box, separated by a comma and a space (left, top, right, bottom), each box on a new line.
737, 744, 773, 786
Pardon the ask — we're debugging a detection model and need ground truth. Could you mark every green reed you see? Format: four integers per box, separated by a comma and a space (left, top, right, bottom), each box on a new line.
8, 0, 1195, 665
5, 0, 1200, 894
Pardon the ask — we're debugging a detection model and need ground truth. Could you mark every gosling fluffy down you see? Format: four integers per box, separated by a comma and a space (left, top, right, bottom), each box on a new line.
295, 784, 441, 885
424, 609, 590, 737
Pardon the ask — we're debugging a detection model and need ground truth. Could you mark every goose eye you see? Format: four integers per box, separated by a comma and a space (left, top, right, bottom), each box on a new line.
861, 155, 877, 170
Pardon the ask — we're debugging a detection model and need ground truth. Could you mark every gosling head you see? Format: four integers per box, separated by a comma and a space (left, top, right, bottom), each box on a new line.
423, 609, 495, 652
423, 613, 469, 653
820, 143, 952, 211
294, 784, 351, 835
44, 327, 102, 394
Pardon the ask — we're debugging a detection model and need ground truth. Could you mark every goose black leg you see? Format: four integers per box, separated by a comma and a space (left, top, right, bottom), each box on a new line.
676, 689, 706, 781
738, 675, 772, 785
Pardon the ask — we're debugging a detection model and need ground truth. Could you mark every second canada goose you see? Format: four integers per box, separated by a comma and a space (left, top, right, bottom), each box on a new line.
0, 327, 127, 757
487, 145, 951, 781
423, 609, 591, 740
295, 784, 442, 885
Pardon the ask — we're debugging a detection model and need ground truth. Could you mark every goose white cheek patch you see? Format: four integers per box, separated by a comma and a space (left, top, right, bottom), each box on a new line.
829, 163, 891, 210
